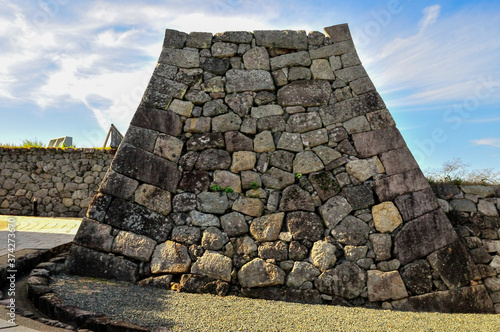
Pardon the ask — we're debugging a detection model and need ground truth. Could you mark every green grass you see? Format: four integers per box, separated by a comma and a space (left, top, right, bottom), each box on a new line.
1, 138, 45, 148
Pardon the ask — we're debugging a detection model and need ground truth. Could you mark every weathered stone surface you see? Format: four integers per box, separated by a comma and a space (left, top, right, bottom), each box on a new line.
186, 31, 212, 48
189, 210, 220, 227
179, 274, 229, 296
293, 151, 324, 175
461, 185, 495, 198
427, 241, 480, 289
138, 275, 173, 289
153, 62, 178, 80
195, 149, 231, 170
483, 240, 500, 253
286, 211, 323, 242
312, 146, 341, 165
238, 258, 286, 288
233, 236, 258, 256
485, 277, 500, 292
123, 125, 158, 152
308, 171, 340, 202
214, 31, 253, 43
450, 199, 477, 212
258, 241, 288, 261
202, 76, 225, 93
212, 112, 242, 132
278, 81, 332, 107
134, 184, 172, 216
171, 226, 201, 245
249, 212, 284, 242
163, 29, 187, 48
191, 251, 232, 282
269, 150, 295, 172
352, 126, 406, 159
200, 57, 230, 76
367, 270, 408, 302
225, 93, 253, 116
112, 231, 157, 262
277, 132, 303, 152
344, 245, 368, 262
346, 157, 384, 183
159, 48, 199, 68
287, 262, 321, 288
178, 170, 210, 193
380, 147, 419, 176
203, 99, 229, 117
335, 65, 367, 83
310, 240, 337, 272
257, 115, 286, 133
105, 198, 173, 243
154, 134, 184, 163
100, 170, 139, 200
400, 260, 432, 296
230, 151, 256, 173
394, 210, 458, 265
73, 218, 114, 252
254, 30, 307, 50
226, 69, 275, 93
112, 143, 181, 193
315, 262, 366, 299
470, 247, 493, 264
220, 212, 248, 237
301, 129, 328, 148
184, 117, 211, 133
366, 109, 395, 130
185, 90, 211, 105
270, 51, 311, 70
478, 199, 499, 216
394, 188, 440, 222
198, 192, 229, 214
254, 131, 275, 153
262, 167, 295, 190
319, 196, 353, 228
373, 169, 430, 202
224, 131, 253, 153
187, 133, 224, 151
343, 116, 370, 135
251, 105, 283, 119
288, 67, 311, 81
401, 286, 494, 313
233, 197, 264, 217
212, 170, 242, 193
331, 215, 370, 245
279, 185, 315, 211
310, 59, 335, 80
201, 227, 229, 250
342, 184, 375, 210
370, 233, 392, 261
151, 241, 191, 274
372, 202, 402, 233
319, 92, 385, 126
243, 47, 270, 70
212, 42, 238, 58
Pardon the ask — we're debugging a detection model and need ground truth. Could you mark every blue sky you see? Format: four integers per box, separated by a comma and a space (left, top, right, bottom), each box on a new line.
1, 0, 499, 173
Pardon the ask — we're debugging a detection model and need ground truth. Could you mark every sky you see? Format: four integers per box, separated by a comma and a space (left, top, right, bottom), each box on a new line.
1, 0, 499, 173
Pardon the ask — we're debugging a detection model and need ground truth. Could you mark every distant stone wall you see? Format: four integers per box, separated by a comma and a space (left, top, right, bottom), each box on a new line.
0, 148, 115, 217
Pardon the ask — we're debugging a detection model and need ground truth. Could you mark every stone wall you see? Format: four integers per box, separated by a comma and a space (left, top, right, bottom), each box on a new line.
64, 24, 497, 313
0, 148, 115, 217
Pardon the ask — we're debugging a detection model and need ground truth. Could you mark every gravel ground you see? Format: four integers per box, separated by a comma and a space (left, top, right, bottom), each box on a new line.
51, 275, 499, 332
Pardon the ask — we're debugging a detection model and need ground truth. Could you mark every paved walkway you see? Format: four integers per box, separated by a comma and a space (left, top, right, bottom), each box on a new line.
0, 215, 81, 331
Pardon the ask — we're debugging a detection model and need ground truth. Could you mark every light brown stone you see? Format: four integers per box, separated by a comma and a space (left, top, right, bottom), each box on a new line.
372, 202, 403, 233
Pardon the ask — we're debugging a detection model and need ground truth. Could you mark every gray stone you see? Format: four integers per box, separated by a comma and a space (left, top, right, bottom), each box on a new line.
243, 47, 270, 70
373, 169, 430, 202
309, 45, 337, 59
254, 30, 307, 50
309, 171, 341, 202
186, 32, 212, 48
478, 199, 499, 216
483, 240, 500, 253
240, 118, 257, 134
202, 76, 225, 93
394, 187, 440, 222
175, 69, 203, 87
312, 146, 341, 165
212, 112, 242, 132
262, 167, 295, 190
345, 157, 385, 182
159, 48, 200, 68
342, 184, 375, 210
195, 149, 231, 170
257, 115, 286, 133
187, 133, 225, 151
198, 192, 229, 214
131, 108, 182, 136
220, 212, 248, 237
367, 270, 408, 302
258, 241, 288, 261
226, 69, 275, 93
254, 131, 275, 153
154, 134, 184, 163
370, 233, 392, 261
179, 170, 211, 193
450, 199, 477, 212
238, 258, 286, 288
485, 278, 500, 292
251, 105, 283, 118
213, 170, 242, 193
372, 201, 402, 233
134, 184, 172, 216
233, 197, 264, 217
394, 210, 458, 265
233, 236, 258, 256
191, 251, 232, 282
189, 210, 220, 227
123, 126, 157, 153
214, 31, 253, 44
315, 262, 367, 299
366, 109, 396, 130
461, 185, 495, 198
320, 92, 385, 126
211, 42, 238, 58
470, 247, 493, 264
310, 59, 335, 80
310, 240, 337, 272
184, 117, 211, 133
286, 112, 323, 133
100, 170, 139, 200
301, 129, 328, 148
171, 226, 201, 245
203, 99, 229, 117
278, 80, 332, 107
400, 260, 433, 296
331, 215, 370, 246
319, 196, 353, 229
151, 241, 191, 274
270, 51, 311, 70
138, 275, 173, 289
112, 231, 157, 262
293, 151, 324, 175
352, 126, 406, 159
249, 212, 284, 242
288, 67, 311, 81
287, 262, 321, 289
163, 29, 187, 48
308, 31, 325, 46
201, 57, 231, 76
379, 147, 419, 176
153, 63, 178, 79
225, 131, 253, 153
201, 227, 229, 250
277, 132, 303, 152
279, 185, 315, 212
73, 218, 114, 252
335, 65, 367, 83
225, 93, 253, 116
343, 116, 370, 134
270, 150, 295, 172
344, 246, 368, 262
230, 151, 256, 173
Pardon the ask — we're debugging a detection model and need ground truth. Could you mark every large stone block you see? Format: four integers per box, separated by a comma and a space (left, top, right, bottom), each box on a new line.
270, 51, 311, 70
163, 29, 187, 48
195, 149, 231, 170
319, 92, 385, 126
310, 240, 337, 272
123, 125, 158, 153
151, 241, 191, 274
319, 196, 353, 229
261, 167, 295, 190
372, 169, 430, 202
254, 30, 308, 50
308, 171, 340, 202
367, 270, 408, 302
72, 218, 114, 253
191, 251, 232, 282
186, 133, 225, 151
159, 47, 200, 68
352, 126, 406, 159
331, 215, 370, 246
394, 210, 458, 265
279, 185, 315, 212
112, 230, 157, 262
286, 211, 324, 242
372, 202, 402, 233
238, 258, 286, 288
225, 69, 275, 93
134, 183, 172, 216
130, 108, 182, 136
400, 260, 433, 296
394, 187, 439, 222
249, 212, 284, 241
286, 262, 321, 289
379, 147, 419, 176
315, 262, 366, 299
278, 80, 331, 107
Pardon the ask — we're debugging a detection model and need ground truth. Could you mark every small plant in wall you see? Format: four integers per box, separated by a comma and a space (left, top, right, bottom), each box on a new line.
210, 184, 234, 193
250, 181, 260, 189
295, 173, 302, 179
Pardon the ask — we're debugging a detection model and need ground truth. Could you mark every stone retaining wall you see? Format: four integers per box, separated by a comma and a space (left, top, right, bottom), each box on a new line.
0, 148, 115, 217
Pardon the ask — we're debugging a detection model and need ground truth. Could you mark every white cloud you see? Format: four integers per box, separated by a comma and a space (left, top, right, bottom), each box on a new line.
472, 138, 500, 148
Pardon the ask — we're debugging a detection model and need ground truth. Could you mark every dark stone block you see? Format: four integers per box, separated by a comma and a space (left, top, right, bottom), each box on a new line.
258, 241, 288, 261
476, 264, 497, 278
112, 143, 181, 192
352, 126, 406, 159
99, 170, 138, 200
27, 284, 52, 307
257, 115, 286, 133
431, 184, 461, 200
180, 274, 229, 296
270, 150, 295, 172
179, 151, 199, 171
86, 193, 112, 222
324, 23, 352, 43
123, 125, 158, 152
379, 147, 419, 176
224, 131, 253, 153
470, 247, 493, 264
130, 108, 182, 136
179, 170, 211, 193
400, 260, 432, 296
394, 210, 458, 265
73, 218, 114, 253
372, 169, 430, 202
289, 241, 309, 260
401, 286, 494, 313
66, 245, 138, 282
54, 305, 100, 327
309, 171, 341, 202
195, 149, 232, 170
140, 89, 173, 110
336, 140, 357, 156
277, 80, 332, 107
201, 57, 231, 75
163, 29, 187, 48
187, 133, 225, 151
279, 185, 315, 212
394, 187, 440, 222
427, 241, 480, 289
241, 287, 322, 304
315, 262, 366, 299
104, 198, 173, 243
328, 127, 348, 143
286, 211, 324, 242
107, 320, 149, 332
172, 193, 197, 213
320, 92, 385, 126
342, 184, 374, 210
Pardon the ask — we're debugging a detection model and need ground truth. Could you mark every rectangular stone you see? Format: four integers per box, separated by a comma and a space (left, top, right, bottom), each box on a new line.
112, 143, 181, 193
254, 30, 308, 50
226, 69, 275, 93
270, 51, 311, 70
123, 126, 158, 153
324, 24, 352, 43
394, 187, 440, 222
373, 169, 430, 202
163, 29, 187, 49
146, 76, 188, 99
214, 31, 253, 44
251, 105, 284, 118
130, 108, 182, 136
335, 65, 367, 83
380, 147, 419, 176
159, 47, 200, 68
278, 80, 332, 107
319, 92, 385, 126
73, 218, 114, 253
352, 127, 406, 159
